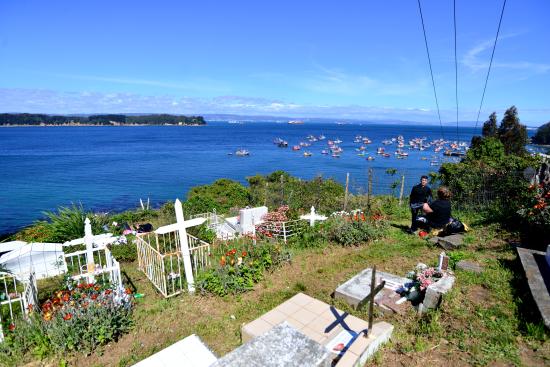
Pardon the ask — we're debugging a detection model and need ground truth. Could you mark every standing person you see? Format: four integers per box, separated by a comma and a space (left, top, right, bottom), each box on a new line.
408, 175, 432, 233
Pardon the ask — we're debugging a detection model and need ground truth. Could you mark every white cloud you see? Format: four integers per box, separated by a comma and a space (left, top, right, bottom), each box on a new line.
462, 35, 550, 74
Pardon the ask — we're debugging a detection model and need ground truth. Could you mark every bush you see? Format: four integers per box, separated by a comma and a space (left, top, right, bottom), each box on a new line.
287, 223, 327, 249
196, 241, 291, 296
183, 178, 251, 215
109, 241, 137, 262
323, 216, 387, 246
0, 279, 134, 363
41, 204, 109, 242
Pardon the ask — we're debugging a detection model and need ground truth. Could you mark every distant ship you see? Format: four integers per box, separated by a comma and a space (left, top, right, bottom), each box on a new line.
288, 120, 304, 125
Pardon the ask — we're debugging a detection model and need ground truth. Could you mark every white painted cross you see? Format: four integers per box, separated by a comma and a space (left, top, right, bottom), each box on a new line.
300, 206, 328, 227
155, 199, 206, 293
84, 218, 96, 283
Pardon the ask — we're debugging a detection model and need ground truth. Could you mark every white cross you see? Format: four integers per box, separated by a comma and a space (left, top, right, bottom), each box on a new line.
300, 206, 328, 227
155, 199, 206, 293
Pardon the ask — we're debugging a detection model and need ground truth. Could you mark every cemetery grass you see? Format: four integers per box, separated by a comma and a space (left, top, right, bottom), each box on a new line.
65, 211, 548, 367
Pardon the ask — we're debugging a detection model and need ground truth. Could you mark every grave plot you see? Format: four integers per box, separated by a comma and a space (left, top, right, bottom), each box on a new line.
335, 258, 455, 314
135, 199, 211, 298
238, 293, 393, 367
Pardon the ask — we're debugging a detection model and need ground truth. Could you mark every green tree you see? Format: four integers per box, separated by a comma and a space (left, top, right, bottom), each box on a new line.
482, 112, 498, 137
497, 106, 528, 155
465, 137, 505, 162
532, 121, 550, 145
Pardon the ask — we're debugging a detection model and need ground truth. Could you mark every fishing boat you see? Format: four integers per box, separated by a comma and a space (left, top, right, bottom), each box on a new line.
357, 152, 366, 157
334, 138, 343, 144
332, 153, 341, 158
292, 145, 301, 151
321, 150, 329, 155
377, 147, 385, 154
278, 140, 288, 147
367, 156, 375, 161
383, 153, 391, 158
318, 134, 326, 140
288, 120, 304, 125
303, 152, 312, 157
235, 149, 250, 156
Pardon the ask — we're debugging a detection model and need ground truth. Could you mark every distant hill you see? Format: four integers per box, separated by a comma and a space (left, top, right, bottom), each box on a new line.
0, 113, 206, 126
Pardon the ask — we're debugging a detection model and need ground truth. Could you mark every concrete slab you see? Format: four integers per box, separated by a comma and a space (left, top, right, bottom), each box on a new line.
240, 293, 394, 366
133, 334, 217, 367
214, 322, 331, 367
517, 247, 550, 328
334, 268, 410, 309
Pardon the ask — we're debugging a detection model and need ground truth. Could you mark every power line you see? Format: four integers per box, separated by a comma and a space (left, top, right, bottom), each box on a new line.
417, 0, 445, 140
453, 0, 459, 143
474, 0, 507, 131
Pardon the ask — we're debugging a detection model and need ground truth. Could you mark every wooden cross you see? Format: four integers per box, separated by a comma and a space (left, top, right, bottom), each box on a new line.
357, 266, 386, 336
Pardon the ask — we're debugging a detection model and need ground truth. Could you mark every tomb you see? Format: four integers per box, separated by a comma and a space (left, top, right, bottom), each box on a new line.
517, 245, 550, 328
239, 292, 393, 367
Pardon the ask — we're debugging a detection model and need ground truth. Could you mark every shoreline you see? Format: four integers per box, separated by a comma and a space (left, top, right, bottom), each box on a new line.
0, 123, 206, 127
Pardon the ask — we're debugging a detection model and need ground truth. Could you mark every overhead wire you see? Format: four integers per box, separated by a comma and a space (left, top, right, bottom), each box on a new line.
416, 0, 445, 140
474, 0, 507, 131
453, 0, 459, 143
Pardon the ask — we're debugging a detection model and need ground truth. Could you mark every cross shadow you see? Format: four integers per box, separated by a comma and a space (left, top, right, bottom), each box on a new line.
121, 270, 137, 293
390, 223, 411, 233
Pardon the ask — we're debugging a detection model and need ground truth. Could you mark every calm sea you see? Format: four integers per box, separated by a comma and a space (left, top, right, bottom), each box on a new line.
0, 121, 484, 234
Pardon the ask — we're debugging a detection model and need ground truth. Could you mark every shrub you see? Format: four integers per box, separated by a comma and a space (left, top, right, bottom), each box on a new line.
323, 216, 387, 246
288, 223, 326, 249
183, 179, 251, 215
109, 241, 137, 262
41, 204, 108, 242
196, 241, 291, 296
0, 279, 133, 363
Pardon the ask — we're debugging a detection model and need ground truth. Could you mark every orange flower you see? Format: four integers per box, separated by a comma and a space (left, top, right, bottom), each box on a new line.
8, 323, 15, 331
94, 286, 101, 291
43, 312, 52, 321
125, 287, 133, 295
242, 251, 247, 257
62, 292, 70, 302
220, 255, 226, 266
104, 289, 112, 295
27, 304, 33, 312
63, 313, 72, 321
91, 293, 98, 300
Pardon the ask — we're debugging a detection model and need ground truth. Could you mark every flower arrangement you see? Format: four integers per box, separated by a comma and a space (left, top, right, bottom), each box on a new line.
405, 265, 443, 300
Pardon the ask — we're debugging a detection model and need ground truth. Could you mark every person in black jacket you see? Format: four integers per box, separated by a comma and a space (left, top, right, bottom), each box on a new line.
419, 186, 452, 229
408, 175, 432, 233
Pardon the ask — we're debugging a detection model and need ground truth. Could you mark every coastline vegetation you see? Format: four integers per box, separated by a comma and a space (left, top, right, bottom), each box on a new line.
0, 113, 206, 126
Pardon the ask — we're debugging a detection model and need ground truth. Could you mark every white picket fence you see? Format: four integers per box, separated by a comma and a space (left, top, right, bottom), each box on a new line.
64, 246, 124, 293
135, 231, 210, 298
0, 270, 38, 342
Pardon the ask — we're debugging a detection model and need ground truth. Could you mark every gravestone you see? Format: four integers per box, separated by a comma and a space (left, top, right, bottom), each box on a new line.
517, 246, 550, 328
334, 268, 410, 310
421, 275, 455, 311
431, 234, 464, 250
456, 260, 483, 273
438, 252, 449, 271
214, 322, 332, 367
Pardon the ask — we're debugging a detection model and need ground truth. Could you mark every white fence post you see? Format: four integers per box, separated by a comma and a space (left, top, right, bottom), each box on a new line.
282, 222, 287, 243
175, 199, 195, 293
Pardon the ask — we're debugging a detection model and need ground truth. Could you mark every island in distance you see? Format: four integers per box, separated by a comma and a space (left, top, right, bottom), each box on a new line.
0, 113, 206, 126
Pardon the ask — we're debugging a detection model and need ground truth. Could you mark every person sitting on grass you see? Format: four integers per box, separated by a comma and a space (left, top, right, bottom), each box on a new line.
416, 186, 452, 230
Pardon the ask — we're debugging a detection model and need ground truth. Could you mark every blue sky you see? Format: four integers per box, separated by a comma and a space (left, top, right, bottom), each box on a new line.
0, 0, 548, 125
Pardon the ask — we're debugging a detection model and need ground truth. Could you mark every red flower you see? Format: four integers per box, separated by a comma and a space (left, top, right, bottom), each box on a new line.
242, 251, 247, 257
77, 283, 84, 289
27, 304, 34, 312
87, 283, 94, 289
8, 323, 15, 331
62, 292, 70, 302
104, 289, 112, 295
91, 293, 98, 300
63, 313, 72, 321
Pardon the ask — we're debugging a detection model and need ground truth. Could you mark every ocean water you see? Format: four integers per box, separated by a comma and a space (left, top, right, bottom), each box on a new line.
0, 121, 480, 234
